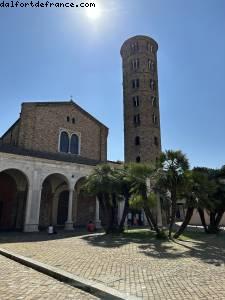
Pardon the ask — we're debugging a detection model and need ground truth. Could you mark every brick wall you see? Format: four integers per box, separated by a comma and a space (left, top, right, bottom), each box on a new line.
121, 36, 162, 163
17, 102, 108, 161
1, 120, 20, 146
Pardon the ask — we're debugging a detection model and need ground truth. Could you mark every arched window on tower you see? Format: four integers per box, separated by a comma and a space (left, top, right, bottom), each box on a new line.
70, 134, 79, 155
150, 79, 155, 90
152, 113, 158, 125
60, 131, 69, 153
135, 136, 140, 146
136, 156, 141, 163
154, 136, 159, 147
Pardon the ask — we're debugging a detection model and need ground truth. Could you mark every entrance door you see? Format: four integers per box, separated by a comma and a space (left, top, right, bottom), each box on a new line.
0, 173, 17, 230
57, 191, 69, 225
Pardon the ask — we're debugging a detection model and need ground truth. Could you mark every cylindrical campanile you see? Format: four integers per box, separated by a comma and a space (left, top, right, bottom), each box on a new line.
120, 35, 161, 164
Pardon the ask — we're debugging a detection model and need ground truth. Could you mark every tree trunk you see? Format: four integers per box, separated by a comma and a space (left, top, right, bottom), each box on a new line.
111, 195, 119, 232
198, 208, 208, 233
144, 206, 160, 234
215, 210, 224, 228
119, 197, 129, 232
168, 191, 177, 239
99, 194, 114, 234
174, 207, 194, 239
208, 212, 218, 234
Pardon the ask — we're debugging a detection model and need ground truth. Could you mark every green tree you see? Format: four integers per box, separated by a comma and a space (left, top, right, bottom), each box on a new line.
125, 163, 160, 234
174, 169, 215, 238
206, 166, 225, 233
112, 166, 132, 232
157, 150, 190, 239
82, 164, 119, 234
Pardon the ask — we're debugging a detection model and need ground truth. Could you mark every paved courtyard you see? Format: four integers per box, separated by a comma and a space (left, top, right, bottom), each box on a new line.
1, 229, 225, 299
0, 254, 98, 300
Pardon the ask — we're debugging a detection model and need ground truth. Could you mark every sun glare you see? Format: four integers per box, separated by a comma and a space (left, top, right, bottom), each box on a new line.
86, 5, 102, 20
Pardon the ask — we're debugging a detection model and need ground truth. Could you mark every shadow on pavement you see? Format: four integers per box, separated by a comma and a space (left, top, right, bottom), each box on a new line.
0, 229, 98, 244
82, 230, 225, 267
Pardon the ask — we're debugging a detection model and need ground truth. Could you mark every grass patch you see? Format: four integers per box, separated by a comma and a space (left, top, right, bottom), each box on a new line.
122, 228, 155, 240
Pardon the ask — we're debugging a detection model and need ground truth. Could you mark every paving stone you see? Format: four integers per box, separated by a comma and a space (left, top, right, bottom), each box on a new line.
0, 254, 99, 300
1, 231, 225, 299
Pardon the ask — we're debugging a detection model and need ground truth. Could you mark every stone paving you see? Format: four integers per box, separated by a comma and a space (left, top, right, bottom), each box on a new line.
1, 230, 225, 299
0, 254, 99, 300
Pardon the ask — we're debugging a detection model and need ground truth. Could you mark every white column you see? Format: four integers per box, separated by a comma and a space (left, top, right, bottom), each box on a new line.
95, 197, 101, 229
24, 170, 42, 232
65, 189, 74, 230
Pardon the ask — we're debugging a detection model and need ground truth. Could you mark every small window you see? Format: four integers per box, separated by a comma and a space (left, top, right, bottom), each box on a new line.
136, 156, 141, 163
70, 134, 79, 154
135, 136, 140, 145
133, 96, 139, 107
134, 114, 140, 126
132, 79, 139, 89
152, 97, 157, 107
131, 42, 139, 52
150, 79, 155, 90
148, 60, 154, 72
154, 136, 159, 146
72, 118, 75, 124
152, 113, 157, 124
131, 59, 140, 70
60, 131, 69, 153
150, 45, 154, 53
67, 116, 70, 122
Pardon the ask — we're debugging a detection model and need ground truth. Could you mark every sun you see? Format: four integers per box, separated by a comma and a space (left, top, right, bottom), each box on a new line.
86, 5, 102, 20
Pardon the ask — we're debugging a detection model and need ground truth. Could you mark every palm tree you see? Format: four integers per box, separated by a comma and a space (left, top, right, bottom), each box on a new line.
174, 169, 215, 238
82, 164, 119, 234
112, 166, 132, 232
125, 163, 160, 234
157, 150, 190, 239
206, 167, 225, 233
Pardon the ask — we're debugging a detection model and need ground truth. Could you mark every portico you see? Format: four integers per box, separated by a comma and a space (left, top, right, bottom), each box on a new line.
0, 149, 97, 232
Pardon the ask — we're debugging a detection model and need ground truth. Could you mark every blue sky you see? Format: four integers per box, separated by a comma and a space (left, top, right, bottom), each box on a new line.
0, 0, 224, 168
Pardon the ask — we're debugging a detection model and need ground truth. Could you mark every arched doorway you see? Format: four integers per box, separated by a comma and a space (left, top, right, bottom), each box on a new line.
75, 177, 96, 227
0, 169, 28, 231
57, 191, 69, 225
39, 173, 69, 230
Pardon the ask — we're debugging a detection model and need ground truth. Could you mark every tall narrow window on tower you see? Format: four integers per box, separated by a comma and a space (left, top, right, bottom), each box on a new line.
151, 96, 157, 107
121, 35, 161, 163
150, 79, 155, 90
135, 136, 140, 145
152, 113, 158, 125
148, 60, 154, 72
131, 59, 140, 70
133, 96, 140, 107
132, 79, 140, 89
133, 114, 140, 126
131, 42, 139, 52
154, 136, 159, 146
136, 156, 141, 163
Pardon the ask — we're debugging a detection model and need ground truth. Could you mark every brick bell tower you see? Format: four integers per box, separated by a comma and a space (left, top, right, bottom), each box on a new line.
120, 35, 162, 163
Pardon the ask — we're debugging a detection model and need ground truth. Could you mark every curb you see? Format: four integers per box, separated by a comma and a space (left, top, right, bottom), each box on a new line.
0, 248, 139, 300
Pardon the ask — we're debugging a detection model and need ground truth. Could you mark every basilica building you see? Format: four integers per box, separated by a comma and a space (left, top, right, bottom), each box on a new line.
0, 100, 110, 232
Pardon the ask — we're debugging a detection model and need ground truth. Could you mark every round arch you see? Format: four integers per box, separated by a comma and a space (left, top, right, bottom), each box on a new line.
75, 176, 96, 227
0, 168, 29, 231
0, 167, 30, 189
39, 173, 70, 229
40, 172, 70, 189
